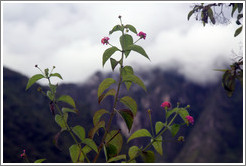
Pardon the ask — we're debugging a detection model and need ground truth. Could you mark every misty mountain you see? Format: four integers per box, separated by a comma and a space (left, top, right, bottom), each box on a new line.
3, 66, 243, 163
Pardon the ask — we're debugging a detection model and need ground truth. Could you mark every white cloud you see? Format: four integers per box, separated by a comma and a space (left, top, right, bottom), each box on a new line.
2, 2, 244, 85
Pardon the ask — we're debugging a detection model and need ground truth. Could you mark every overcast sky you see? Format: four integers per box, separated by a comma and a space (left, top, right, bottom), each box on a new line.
2, 2, 243, 85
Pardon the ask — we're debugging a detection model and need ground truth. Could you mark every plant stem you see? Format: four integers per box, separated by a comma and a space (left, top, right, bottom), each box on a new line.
128, 112, 179, 162
54, 103, 90, 163
92, 54, 124, 163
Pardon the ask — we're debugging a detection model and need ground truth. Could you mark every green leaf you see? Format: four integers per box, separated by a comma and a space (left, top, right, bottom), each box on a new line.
128, 146, 139, 160
140, 150, 155, 163
121, 66, 134, 91
155, 121, 165, 135
120, 96, 137, 116
103, 46, 119, 67
55, 113, 68, 130
177, 108, 189, 124
169, 124, 180, 137
213, 69, 229, 72
110, 58, 118, 71
127, 129, 152, 143
152, 136, 163, 155
93, 109, 109, 126
126, 44, 150, 60
187, 10, 194, 20
26, 74, 45, 90
97, 78, 116, 97
50, 73, 63, 80
120, 34, 133, 57
89, 121, 105, 139
109, 24, 124, 34
106, 130, 123, 155
122, 74, 147, 92
103, 144, 108, 161
119, 109, 134, 132
125, 24, 137, 34
107, 154, 126, 163
72, 125, 85, 141
62, 107, 78, 114
69, 144, 80, 163
82, 138, 98, 153
98, 89, 116, 104
47, 90, 54, 101
234, 26, 242, 37
57, 95, 76, 108
34, 159, 46, 163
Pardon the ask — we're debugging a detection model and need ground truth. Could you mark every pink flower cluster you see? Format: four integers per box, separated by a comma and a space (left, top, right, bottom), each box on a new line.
161, 101, 171, 109
20, 150, 26, 158
101, 37, 110, 45
185, 115, 194, 125
137, 31, 146, 39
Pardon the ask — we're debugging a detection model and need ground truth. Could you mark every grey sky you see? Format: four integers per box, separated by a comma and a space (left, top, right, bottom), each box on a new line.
2, 2, 243, 85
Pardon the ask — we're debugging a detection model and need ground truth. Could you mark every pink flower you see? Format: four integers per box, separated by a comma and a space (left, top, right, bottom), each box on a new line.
161, 101, 171, 109
137, 31, 146, 39
20, 150, 26, 158
185, 115, 194, 125
101, 37, 110, 45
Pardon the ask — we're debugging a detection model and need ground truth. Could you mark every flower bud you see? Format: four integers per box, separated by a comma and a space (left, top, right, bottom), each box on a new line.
20, 150, 26, 159
161, 101, 171, 109
177, 136, 185, 142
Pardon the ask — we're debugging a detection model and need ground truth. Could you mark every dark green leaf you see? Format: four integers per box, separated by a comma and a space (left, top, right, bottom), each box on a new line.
120, 96, 137, 116
125, 24, 137, 34
120, 34, 133, 57
106, 130, 123, 155
169, 124, 180, 137
106, 144, 118, 159
122, 74, 147, 92
82, 138, 98, 153
107, 154, 126, 163
128, 146, 139, 160
103, 46, 119, 67
72, 125, 85, 141
98, 89, 116, 104
57, 95, 76, 108
110, 58, 118, 71
207, 7, 215, 24
119, 109, 134, 132
26, 74, 45, 90
234, 26, 242, 37
187, 10, 194, 20
126, 44, 150, 60
152, 136, 163, 155
141, 150, 155, 163
127, 129, 152, 143
109, 24, 124, 34
237, 3, 243, 13
93, 109, 109, 126
97, 78, 116, 97
34, 159, 46, 163
50, 73, 63, 80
